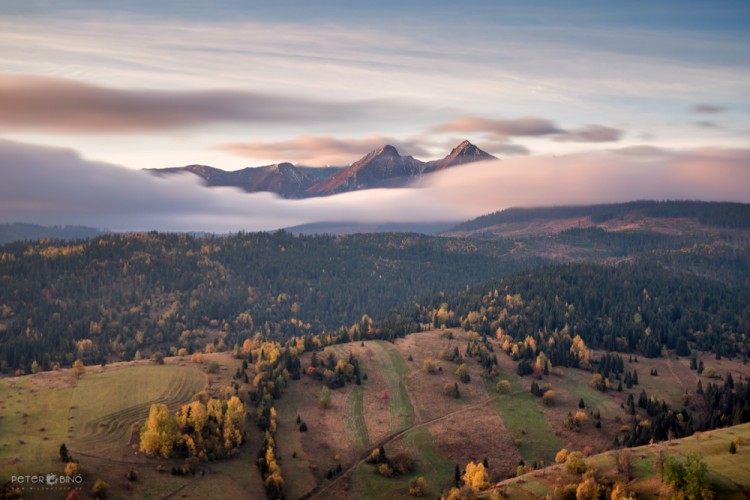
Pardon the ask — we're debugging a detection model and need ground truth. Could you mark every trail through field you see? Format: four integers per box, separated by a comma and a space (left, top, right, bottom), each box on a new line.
665, 355, 686, 390
303, 394, 494, 499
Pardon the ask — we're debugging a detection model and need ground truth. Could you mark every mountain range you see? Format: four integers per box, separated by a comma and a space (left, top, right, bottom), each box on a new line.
146, 140, 496, 198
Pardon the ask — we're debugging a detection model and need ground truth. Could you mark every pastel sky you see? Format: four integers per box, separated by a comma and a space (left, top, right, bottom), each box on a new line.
0, 1, 749, 231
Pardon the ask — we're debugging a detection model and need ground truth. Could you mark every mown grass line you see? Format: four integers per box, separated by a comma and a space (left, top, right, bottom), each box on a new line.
369, 342, 415, 433
345, 385, 370, 449
484, 376, 562, 465
70, 365, 204, 453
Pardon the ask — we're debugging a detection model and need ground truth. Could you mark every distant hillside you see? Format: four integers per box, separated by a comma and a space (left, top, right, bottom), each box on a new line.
147, 140, 497, 198
282, 221, 456, 235
0, 223, 104, 244
447, 201, 750, 237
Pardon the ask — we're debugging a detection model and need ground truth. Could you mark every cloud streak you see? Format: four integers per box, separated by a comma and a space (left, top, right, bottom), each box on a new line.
0, 75, 399, 134
692, 104, 726, 114
433, 117, 622, 143
432, 117, 562, 137
1, 139, 748, 233
554, 125, 623, 142
213, 135, 433, 166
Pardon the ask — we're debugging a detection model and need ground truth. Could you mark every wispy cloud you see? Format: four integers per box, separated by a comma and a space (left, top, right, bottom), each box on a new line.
554, 125, 623, 142
213, 135, 433, 166
432, 117, 562, 137
0, 75, 400, 134
432, 117, 622, 143
692, 104, 726, 114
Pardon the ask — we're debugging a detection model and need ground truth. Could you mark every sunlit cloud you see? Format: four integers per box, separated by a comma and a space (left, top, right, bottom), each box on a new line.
0, 75, 402, 134
609, 145, 669, 158
432, 117, 562, 137
213, 135, 433, 166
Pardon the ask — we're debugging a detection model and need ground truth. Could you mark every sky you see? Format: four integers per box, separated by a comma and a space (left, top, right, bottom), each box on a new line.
0, 1, 749, 231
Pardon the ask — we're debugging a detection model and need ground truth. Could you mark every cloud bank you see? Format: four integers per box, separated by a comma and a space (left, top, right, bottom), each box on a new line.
1, 139, 748, 233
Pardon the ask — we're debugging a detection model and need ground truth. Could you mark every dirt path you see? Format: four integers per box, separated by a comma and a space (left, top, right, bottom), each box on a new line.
301, 394, 495, 500
665, 355, 685, 390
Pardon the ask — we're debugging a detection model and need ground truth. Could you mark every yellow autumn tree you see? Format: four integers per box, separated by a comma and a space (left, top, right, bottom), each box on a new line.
570, 335, 591, 368
463, 461, 490, 491
72, 359, 86, 378
139, 403, 179, 458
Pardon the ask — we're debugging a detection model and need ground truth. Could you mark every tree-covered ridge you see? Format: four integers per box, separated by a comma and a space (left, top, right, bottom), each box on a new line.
451, 200, 750, 232
0, 223, 105, 245
401, 261, 749, 360
0, 231, 536, 372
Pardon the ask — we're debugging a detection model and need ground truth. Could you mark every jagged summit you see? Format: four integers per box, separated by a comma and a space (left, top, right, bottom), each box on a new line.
147, 140, 496, 198
428, 140, 497, 171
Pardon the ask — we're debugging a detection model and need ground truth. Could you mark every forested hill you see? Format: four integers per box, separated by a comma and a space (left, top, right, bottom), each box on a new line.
393, 260, 750, 361
0, 231, 539, 373
449, 201, 750, 233
0, 223, 105, 244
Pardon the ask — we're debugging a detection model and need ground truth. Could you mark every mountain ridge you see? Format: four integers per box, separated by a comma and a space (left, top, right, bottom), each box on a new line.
146, 140, 497, 198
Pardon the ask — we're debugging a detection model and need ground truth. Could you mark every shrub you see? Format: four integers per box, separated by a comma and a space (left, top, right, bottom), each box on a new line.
377, 463, 394, 477
393, 451, 414, 475
496, 380, 511, 393
408, 476, 428, 497
319, 386, 332, 408
555, 448, 569, 464
423, 359, 437, 374
553, 483, 578, 500
542, 389, 556, 406
564, 451, 587, 474
443, 383, 460, 399
64, 462, 80, 477
91, 479, 110, 499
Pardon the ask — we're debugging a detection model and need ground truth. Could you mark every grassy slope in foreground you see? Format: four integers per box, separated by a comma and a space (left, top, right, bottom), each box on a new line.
491, 422, 750, 499
0, 361, 205, 496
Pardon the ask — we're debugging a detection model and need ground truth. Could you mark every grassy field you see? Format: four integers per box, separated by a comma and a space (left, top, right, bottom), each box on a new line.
262, 367, 320, 500
0, 375, 74, 478
70, 364, 205, 454
494, 422, 750, 499
0, 363, 204, 477
345, 385, 370, 450
0, 359, 216, 499
483, 374, 562, 466
370, 341, 415, 433
351, 426, 454, 500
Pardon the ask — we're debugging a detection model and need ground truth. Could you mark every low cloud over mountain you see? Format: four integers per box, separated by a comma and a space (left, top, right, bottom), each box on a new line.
1, 139, 748, 233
